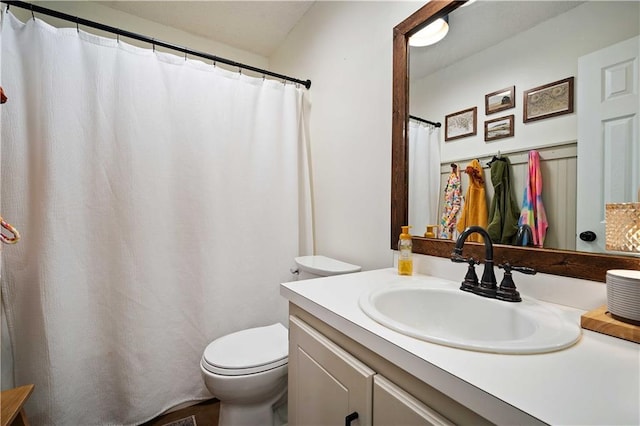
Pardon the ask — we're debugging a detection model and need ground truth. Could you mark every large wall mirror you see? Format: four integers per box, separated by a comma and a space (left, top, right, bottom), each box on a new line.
391, 0, 640, 282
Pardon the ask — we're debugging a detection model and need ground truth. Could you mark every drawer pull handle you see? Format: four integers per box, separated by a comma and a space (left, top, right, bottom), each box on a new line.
345, 411, 359, 425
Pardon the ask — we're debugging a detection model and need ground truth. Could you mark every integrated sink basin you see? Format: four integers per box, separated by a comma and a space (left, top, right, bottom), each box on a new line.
359, 280, 581, 354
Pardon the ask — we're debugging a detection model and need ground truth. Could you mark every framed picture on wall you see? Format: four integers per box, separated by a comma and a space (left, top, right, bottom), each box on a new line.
485, 115, 514, 141
485, 86, 515, 115
523, 77, 574, 123
445, 107, 477, 141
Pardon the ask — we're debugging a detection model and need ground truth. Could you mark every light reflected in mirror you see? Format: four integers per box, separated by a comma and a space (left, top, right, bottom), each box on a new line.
407, 1, 639, 253
391, 0, 640, 282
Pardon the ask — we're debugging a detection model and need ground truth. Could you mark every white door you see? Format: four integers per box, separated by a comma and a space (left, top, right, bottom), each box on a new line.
577, 35, 640, 253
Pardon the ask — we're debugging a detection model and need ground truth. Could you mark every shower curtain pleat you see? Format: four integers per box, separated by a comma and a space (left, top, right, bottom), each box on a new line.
1, 12, 312, 425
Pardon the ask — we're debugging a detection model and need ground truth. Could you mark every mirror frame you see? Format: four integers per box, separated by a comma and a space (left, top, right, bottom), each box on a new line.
391, 1, 640, 282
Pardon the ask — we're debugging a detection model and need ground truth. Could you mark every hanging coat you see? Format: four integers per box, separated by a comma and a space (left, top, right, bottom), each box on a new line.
487, 157, 520, 244
456, 159, 488, 243
519, 150, 548, 247
439, 164, 462, 239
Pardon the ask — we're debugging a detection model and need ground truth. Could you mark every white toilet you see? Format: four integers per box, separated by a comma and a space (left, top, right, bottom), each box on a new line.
200, 255, 361, 426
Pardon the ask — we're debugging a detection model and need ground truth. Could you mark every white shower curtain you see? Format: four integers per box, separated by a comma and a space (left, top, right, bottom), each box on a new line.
408, 120, 441, 236
1, 12, 312, 425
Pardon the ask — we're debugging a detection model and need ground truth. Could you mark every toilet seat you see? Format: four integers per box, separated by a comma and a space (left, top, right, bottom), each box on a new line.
202, 323, 288, 376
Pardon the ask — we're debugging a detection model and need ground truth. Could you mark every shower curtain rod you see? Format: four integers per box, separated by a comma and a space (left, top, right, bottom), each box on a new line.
3, 0, 312, 89
409, 115, 441, 128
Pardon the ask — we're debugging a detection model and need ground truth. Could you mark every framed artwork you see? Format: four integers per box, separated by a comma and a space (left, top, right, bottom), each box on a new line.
523, 77, 574, 123
445, 107, 477, 141
485, 86, 515, 115
485, 115, 514, 141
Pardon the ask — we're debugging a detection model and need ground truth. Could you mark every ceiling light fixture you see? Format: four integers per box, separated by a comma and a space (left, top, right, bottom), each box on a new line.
409, 16, 449, 47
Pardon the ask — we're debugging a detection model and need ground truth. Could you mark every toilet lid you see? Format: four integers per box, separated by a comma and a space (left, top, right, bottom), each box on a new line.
295, 255, 361, 276
202, 323, 288, 376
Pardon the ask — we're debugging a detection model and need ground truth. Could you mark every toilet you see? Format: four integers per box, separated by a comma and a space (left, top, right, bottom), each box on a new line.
291, 255, 362, 280
200, 255, 361, 426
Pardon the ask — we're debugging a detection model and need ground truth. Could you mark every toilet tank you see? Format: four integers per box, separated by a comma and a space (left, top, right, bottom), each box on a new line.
293, 255, 361, 280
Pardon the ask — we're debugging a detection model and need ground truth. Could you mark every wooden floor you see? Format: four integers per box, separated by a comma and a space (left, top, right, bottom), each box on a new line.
142, 399, 220, 426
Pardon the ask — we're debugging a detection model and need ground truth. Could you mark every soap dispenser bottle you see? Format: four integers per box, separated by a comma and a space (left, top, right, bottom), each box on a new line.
398, 226, 413, 276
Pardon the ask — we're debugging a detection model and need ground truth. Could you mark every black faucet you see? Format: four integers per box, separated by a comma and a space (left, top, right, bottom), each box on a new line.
451, 226, 537, 302
451, 226, 498, 298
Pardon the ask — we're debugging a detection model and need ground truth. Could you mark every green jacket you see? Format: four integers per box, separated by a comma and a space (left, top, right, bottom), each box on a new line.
487, 158, 520, 244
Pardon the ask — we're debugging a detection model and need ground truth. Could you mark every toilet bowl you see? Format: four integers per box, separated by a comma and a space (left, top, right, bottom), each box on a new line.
200, 323, 288, 426
200, 256, 361, 426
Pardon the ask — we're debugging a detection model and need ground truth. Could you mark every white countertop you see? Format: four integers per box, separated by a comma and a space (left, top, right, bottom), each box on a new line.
280, 268, 640, 425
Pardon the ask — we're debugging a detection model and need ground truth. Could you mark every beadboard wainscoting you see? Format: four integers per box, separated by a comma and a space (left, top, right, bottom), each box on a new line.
438, 142, 577, 250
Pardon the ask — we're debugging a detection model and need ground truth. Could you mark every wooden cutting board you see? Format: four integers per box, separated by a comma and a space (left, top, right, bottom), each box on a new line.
1, 384, 34, 426
581, 305, 640, 344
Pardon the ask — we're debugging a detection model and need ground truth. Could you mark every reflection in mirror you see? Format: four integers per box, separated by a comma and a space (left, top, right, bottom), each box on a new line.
392, 1, 640, 282
408, 1, 639, 252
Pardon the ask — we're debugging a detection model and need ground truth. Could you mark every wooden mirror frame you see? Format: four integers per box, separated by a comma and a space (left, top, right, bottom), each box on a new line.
391, 1, 640, 282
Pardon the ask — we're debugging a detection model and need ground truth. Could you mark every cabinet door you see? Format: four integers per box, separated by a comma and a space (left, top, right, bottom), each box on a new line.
373, 375, 454, 426
289, 316, 375, 426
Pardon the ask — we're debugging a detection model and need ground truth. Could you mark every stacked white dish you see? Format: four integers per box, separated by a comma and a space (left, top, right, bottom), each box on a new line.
606, 269, 640, 324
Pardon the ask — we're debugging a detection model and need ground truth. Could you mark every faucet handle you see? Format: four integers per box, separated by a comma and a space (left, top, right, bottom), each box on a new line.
498, 263, 536, 275
451, 253, 480, 265
450, 253, 467, 263
496, 263, 522, 302
451, 253, 479, 283
511, 265, 537, 275
458, 257, 480, 292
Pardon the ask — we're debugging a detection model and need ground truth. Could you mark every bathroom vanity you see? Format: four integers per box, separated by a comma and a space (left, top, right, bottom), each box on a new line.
280, 268, 640, 425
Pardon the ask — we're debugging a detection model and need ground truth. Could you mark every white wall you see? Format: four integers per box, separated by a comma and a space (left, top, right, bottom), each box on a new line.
270, 1, 424, 270
411, 1, 639, 163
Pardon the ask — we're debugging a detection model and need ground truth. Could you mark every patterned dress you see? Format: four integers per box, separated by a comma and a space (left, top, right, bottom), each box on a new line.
439, 165, 462, 239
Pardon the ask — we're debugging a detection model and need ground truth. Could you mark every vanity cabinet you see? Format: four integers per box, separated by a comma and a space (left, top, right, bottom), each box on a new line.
289, 315, 374, 425
289, 315, 456, 426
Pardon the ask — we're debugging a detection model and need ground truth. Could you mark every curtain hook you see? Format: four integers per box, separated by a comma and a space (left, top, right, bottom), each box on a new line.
116, 33, 120, 44
0, 216, 20, 245
152, 39, 156, 52
30, 4, 35, 20
184, 50, 188, 61
238, 67, 242, 75
6, 3, 10, 13
76, 17, 79, 33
